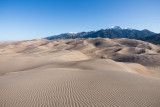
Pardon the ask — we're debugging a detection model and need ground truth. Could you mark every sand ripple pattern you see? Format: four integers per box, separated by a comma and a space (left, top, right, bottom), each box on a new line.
0, 67, 160, 107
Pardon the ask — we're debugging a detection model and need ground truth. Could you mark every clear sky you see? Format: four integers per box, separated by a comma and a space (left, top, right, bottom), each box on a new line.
0, 0, 160, 41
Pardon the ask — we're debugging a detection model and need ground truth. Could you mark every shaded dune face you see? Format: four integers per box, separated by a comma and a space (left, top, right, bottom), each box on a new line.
113, 54, 160, 66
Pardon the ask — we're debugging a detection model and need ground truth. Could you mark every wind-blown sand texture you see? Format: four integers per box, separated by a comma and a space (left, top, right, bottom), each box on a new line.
0, 38, 160, 107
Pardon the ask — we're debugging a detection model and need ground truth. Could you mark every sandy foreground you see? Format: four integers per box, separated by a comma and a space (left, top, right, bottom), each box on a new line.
0, 38, 160, 107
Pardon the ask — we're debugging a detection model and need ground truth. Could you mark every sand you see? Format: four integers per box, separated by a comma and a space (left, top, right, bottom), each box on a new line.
1, 38, 160, 66
0, 38, 160, 107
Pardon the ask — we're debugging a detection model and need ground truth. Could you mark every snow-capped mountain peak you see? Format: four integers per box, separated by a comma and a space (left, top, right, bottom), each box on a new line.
108, 26, 132, 30
67, 32, 78, 34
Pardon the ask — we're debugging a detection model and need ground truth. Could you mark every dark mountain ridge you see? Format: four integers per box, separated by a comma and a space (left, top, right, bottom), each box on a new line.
139, 34, 160, 45
44, 26, 156, 40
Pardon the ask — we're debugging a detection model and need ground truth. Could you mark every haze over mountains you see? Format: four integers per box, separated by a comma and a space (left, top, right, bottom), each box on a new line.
45, 26, 156, 41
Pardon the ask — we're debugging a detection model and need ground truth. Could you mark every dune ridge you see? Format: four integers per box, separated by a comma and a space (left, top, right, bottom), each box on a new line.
0, 38, 160, 66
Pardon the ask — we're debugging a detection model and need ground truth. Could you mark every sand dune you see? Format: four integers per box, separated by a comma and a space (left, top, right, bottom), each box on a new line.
0, 38, 160, 107
0, 38, 160, 66
0, 51, 88, 76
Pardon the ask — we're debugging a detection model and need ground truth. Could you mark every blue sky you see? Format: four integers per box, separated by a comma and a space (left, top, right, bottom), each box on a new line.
0, 0, 160, 41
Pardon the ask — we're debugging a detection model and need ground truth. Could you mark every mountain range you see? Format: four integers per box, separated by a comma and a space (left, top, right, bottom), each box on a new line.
139, 34, 160, 45
45, 26, 157, 41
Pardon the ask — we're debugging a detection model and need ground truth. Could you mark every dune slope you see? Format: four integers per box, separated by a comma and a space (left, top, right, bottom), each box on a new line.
1, 59, 160, 107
